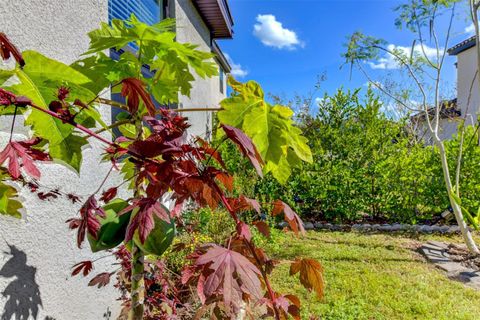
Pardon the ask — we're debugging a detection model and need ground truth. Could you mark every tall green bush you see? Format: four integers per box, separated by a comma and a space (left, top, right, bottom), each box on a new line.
222, 88, 480, 224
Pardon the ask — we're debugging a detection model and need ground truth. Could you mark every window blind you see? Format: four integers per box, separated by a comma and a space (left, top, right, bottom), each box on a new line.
108, 0, 160, 25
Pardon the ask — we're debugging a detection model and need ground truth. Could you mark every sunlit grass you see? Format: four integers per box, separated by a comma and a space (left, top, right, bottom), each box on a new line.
267, 231, 480, 320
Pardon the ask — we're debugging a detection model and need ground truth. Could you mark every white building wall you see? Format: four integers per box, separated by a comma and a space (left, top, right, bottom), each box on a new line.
457, 46, 480, 128
416, 117, 460, 144
0, 1, 228, 319
416, 45, 479, 142
0, 1, 122, 319
173, 0, 227, 139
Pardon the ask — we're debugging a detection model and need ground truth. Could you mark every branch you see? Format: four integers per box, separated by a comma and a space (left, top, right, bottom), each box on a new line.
25, 102, 161, 166
372, 45, 433, 132
357, 63, 422, 113
94, 119, 134, 134
96, 97, 222, 113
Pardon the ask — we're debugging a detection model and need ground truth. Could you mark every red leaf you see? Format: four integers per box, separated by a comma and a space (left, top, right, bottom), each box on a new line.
195, 245, 262, 311
253, 221, 270, 238
0, 33, 24, 66
228, 196, 261, 214
0, 88, 16, 106
67, 196, 105, 248
88, 272, 112, 288
275, 294, 301, 320
120, 198, 171, 243
290, 258, 324, 299
202, 185, 219, 209
0, 139, 50, 180
100, 187, 117, 203
180, 265, 197, 286
221, 125, 264, 177
71, 260, 93, 277
236, 221, 252, 241
215, 172, 233, 193
272, 200, 305, 236
121, 78, 156, 116
196, 138, 226, 168
57, 86, 70, 101
128, 135, 183, 159
170, 200, 184, 218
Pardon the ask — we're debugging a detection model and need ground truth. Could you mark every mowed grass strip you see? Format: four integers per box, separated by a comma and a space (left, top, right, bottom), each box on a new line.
267, 231, 480, 320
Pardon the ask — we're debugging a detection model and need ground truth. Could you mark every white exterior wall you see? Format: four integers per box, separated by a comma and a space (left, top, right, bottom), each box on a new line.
416, 45, 479, 142
0, 1, 228, 319
0, 1, 122, 319
416, 117, 460, 144
457, 46, 480, 128
173, 0, 227, 139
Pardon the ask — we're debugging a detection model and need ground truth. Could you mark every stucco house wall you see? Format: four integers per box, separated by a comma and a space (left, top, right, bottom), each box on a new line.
173, 0, 228, 139
413, 39, 480, 142
415, 117, 460, 144
419, 38, 480, 141
456, 46, 480, 128
0, 1, 124, 320
0, 1, 231, 319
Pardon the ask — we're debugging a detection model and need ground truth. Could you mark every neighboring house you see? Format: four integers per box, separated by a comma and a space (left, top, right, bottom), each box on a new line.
447, 36, 480, 137
0, 1, 233, 319
410, 98, 461, 143
412, 36, 479, 142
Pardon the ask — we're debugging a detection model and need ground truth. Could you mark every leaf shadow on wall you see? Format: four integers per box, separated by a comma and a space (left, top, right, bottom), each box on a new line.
0, 244, 42, 320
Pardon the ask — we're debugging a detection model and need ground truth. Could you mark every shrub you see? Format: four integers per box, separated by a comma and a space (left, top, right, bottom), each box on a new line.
221, 88, 479, 224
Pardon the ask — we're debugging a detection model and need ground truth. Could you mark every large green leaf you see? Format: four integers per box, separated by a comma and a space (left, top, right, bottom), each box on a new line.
1, 51, 97, 172
218, 77, 313, 184
84, 14, 217, 104
0, 181, 23, 218
48, 134, 89, 172
84, 15, 176, 55
88, 199, 132, 252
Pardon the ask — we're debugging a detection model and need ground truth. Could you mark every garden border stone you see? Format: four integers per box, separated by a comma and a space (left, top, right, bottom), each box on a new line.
419, 241, 480, 290
276, 222, 470, 235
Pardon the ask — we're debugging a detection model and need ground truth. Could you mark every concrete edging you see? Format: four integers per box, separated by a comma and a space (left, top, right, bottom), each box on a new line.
277, 222, 465, 235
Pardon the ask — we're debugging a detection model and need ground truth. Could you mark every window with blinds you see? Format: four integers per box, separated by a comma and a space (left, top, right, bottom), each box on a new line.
108, 0, 163, 25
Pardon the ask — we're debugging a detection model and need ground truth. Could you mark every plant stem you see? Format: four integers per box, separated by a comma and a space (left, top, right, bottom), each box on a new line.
26, 102, 159, 165
216, 188, 280, 320
8, 106, 18, 142
129, 243, 145, 320
436, 139, 480, 254
94, 119, 134, 134
96, 97, 222, 113
128, 117, 146, 320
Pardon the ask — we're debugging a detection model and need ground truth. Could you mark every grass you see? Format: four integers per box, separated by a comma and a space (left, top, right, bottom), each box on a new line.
265, 231, 480, 320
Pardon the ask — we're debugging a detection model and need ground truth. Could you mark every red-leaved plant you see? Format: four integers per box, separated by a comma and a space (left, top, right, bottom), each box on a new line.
0, 16, 322, 320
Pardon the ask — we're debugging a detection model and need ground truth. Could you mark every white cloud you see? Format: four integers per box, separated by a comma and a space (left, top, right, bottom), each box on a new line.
368, 43, 439, 70
224, 53, 248, 78
253, 14, 303, 50
465, 23, 480, 35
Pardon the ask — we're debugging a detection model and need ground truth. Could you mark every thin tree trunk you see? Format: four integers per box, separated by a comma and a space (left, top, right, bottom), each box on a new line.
436, 139, 480, 254
129, 244, 145, 320
129, 118, 146, 320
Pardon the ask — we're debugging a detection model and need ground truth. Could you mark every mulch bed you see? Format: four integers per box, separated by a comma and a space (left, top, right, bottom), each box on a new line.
447, 244, 480, 271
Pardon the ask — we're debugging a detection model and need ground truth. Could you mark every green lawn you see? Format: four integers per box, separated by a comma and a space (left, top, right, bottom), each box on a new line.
267, 231, 480, 320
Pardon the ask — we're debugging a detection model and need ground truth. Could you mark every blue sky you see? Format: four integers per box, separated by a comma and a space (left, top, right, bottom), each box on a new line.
217, 0, 475, 107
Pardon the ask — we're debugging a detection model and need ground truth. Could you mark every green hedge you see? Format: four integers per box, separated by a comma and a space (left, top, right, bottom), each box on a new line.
218, 88, 480, 224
